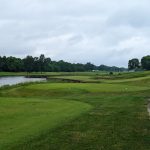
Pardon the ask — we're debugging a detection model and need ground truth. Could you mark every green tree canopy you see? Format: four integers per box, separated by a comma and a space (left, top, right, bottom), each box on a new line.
0, 54, 127, 72
128, 58, 140, 70
141, 55, 150, 70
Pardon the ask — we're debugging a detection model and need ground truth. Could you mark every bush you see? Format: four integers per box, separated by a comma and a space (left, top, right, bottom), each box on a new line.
109, 72, 113, 75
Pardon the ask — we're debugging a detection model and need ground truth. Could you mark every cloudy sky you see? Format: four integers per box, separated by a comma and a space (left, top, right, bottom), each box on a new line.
0, 0, 150, 67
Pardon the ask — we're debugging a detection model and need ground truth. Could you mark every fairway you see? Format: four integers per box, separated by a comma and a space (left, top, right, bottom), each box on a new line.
1, 83, 149, 98
0, 71, 149, 150
0, 97, 92, 150
26, 83, 149, 92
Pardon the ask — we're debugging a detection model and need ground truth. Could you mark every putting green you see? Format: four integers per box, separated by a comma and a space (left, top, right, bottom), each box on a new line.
0, 97, 92, 149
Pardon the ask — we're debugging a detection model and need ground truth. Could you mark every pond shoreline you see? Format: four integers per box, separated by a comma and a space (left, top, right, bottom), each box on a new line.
0, 76, 46, 87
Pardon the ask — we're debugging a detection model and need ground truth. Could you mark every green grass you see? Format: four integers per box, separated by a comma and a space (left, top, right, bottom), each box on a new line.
108, 76, 150, 86
22, 83, 149, 93
0, 97, 92, 150
20, 95, 149, 150
0, 71, 150, 150
0, 71, 108, 77
0, 83, 148, 98
47, 71, 150, 83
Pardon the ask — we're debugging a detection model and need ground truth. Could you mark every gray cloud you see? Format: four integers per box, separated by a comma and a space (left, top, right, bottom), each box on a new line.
0, 0, 150, 67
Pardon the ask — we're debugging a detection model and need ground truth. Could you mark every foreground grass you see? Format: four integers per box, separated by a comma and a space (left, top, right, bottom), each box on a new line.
0, 71, 150, 150
0, 98, 92, 150
15, 95, 149, 150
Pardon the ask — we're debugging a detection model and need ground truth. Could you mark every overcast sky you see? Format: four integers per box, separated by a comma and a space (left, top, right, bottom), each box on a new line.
0, 0, 150, 67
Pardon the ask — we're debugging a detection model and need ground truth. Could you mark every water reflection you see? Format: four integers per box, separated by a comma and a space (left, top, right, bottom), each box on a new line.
0, 76, 46, 87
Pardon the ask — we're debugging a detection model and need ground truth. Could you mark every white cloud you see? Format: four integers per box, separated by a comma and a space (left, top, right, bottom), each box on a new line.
0, 0, 150, 67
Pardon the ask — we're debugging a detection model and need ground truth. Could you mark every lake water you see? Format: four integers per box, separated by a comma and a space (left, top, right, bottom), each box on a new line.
0, 76, 46, 87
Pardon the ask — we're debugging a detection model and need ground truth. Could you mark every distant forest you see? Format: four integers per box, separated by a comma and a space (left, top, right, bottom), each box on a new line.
0, 54, 127, 72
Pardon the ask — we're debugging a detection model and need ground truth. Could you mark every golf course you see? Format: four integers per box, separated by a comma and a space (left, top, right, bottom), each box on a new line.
0, 71, 150, 150
1, 0, 150, 149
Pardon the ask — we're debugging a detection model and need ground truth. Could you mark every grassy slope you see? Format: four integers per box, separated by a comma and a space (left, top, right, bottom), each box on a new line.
0, 71, 150, 150
0, 98, 92, 150
48, 71, 150, 82
21, 95, 149, 150
0, 71, 107, 77
0, 83, 148, 99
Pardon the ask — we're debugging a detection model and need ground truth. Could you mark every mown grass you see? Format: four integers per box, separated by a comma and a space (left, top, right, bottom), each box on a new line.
0, 71, 150, 150
0, 97, 92, 150
108, 76, 150, 87
0, 83, 148, 99
17, 95, 149, 150
47, 71, 150, 82
0, 71, 108, 77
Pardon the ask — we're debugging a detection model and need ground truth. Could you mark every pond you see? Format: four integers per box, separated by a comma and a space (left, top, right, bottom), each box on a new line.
0, 76, 46, 87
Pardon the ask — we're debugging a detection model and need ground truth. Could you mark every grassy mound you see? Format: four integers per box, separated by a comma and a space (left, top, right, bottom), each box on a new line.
0, 98, 92, 150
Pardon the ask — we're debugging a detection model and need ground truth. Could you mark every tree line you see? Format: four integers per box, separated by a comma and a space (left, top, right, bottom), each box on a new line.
128, 55, 150, 70
0, 54, 126, 72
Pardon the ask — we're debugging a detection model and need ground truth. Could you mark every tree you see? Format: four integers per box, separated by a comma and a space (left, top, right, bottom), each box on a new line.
44, 57, 51, 71
74, 63, 85, 71
141, 55, 150, 70
39, 54, 45, 73
0, 56, 3, 71
85, 62, 95, 71
0, 54, 127, 72
23, 56, 34, 73
33, 57, 40, 72
128, 58, 140, 70
6, 57, 23, 72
